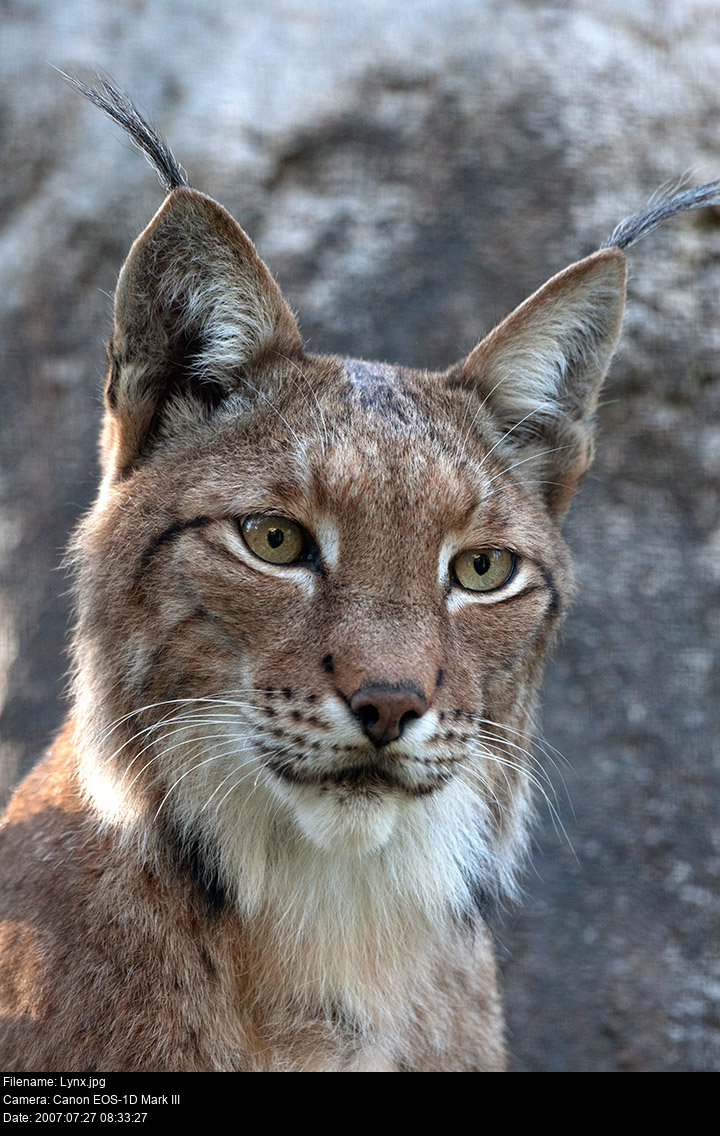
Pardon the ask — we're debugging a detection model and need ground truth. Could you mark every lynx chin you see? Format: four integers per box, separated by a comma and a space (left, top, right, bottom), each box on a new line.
1, 76, 717, 1072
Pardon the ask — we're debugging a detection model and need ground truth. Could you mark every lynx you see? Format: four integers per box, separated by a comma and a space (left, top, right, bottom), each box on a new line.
0, 77, 717, 1073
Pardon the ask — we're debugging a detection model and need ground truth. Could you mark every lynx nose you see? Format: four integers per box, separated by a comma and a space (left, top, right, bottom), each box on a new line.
350, 683, 428, 747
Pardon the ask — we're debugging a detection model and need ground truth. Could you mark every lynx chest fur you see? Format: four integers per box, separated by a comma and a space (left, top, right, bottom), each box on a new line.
1, 79, 717, 1073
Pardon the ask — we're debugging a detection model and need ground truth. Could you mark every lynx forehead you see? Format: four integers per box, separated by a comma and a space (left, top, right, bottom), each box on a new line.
0, 74, 717, 1073
343, 358, 413, 420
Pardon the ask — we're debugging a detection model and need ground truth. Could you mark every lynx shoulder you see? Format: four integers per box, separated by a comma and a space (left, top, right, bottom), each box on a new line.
0, 77, 717, 1072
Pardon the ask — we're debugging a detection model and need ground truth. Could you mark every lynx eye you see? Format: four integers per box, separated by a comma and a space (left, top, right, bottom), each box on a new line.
241, 515, 308, 565
452, 548, 516, 593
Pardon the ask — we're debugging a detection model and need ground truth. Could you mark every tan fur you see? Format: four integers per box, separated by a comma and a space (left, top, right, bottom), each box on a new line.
0, 169, 627, 1072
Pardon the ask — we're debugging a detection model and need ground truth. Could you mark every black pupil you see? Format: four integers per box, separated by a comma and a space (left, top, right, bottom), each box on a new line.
267, 527, 285, 549
473, 553, 491, 576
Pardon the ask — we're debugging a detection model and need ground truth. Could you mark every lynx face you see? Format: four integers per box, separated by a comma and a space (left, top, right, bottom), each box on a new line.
76, 344, 573, 897
56, 162, 627, 948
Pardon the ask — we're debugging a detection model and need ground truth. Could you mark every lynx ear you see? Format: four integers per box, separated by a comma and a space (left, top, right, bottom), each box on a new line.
454, 247, 626, 515
104, 187, 303, 479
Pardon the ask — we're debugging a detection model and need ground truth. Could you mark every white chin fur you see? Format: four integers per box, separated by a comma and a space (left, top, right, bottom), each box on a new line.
288, 785, 401, 855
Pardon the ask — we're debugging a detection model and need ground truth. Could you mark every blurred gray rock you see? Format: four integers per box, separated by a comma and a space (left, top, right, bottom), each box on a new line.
1, 0, 718, 1072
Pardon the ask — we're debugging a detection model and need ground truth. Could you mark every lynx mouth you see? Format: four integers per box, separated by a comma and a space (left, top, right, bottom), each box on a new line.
266, 754, 448, 799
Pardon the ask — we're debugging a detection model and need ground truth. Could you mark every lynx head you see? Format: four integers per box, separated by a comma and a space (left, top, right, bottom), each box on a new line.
68, 80, 628, 942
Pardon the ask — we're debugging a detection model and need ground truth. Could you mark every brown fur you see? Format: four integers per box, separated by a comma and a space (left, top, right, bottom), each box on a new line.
0, 114, 634, 1070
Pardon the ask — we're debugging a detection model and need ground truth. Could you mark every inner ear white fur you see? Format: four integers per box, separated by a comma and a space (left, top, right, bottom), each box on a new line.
455, 248, 626, 513
104, 187, 303, 480
113, 188, 302, 379
464, 249, 626, 426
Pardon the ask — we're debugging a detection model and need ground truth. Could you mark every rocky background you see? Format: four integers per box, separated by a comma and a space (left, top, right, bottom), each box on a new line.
1, 0, 718, 1072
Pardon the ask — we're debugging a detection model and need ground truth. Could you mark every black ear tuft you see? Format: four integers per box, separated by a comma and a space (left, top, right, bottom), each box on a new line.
602, 178, 720, 250
61, 70, 188, 193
